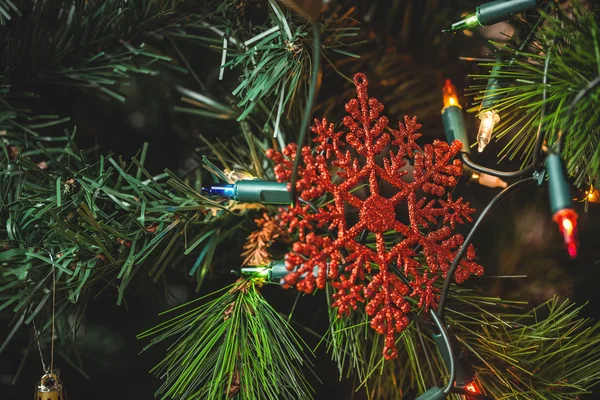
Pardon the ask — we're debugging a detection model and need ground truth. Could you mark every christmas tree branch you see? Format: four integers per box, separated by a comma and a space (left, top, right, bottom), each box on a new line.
321, 281, 600, 399
138, 278, 314, 400
453, 295, 600, 399
468, 0, 600, 188
0, 131, 261, 320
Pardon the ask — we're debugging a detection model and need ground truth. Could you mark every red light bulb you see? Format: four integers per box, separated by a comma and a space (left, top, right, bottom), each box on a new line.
553, 208, 578, 259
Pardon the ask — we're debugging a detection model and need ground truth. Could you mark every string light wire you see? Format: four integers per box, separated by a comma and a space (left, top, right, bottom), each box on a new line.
438, 176, 537, 319
556, 75, 600, 154
460, 153, 535, 178
429, 309, 456, 395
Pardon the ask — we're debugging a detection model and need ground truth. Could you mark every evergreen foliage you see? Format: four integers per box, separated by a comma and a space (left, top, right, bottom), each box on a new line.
0, 133, 244, 313
138, 278, 314, 400
324, 289, 600, 399
470, 0, 600, 189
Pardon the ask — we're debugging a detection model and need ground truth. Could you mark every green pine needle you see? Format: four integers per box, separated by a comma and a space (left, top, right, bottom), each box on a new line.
454, 296, 600, 399
321, 280, 600, 399
138, 278, 314, 400
0, 131, 249, 317
468, 0, 600, 189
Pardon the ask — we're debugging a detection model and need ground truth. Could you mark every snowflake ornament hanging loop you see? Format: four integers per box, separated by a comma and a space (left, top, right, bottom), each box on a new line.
267, 73, 483, 359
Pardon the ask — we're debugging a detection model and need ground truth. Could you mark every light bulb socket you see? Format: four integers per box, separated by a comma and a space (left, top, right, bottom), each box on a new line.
476, 0, 537, 27
444, 0, 537, 33
235, 180, 291, 204
269, 260, 290, 280
442, 106, 470, 153
202, 180, 291, 204
241, 260, 287, 281
545, 153, 573, 214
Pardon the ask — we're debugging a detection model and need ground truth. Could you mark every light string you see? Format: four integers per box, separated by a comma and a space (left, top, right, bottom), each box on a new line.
430, 309, 456, 395
437, 176, 538, 319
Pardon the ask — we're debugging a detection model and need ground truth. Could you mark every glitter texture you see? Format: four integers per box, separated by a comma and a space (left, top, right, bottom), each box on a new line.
266, 73, 483, 359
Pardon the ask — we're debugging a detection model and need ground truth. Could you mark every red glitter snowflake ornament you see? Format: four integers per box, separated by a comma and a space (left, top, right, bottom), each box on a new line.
266, 73, 483, 359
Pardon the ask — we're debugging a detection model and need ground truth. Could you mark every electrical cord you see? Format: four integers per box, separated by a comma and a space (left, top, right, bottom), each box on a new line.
297, 196, 320, 213
437, 176, 537, 319
556, 75, 600, 154
430, 309, 456, 395
461, 153, 535, 178
289, 22, 321, 207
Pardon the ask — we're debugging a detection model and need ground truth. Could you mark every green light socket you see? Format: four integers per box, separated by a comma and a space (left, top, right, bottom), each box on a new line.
477, 0, 537, 27
269, 260, 289, 281
241, 260, 319, 283
546, 153, 573, 214
445, 0, 537, 33
270, 260, 319, 282
433, 331, 452, 373
442, 106, 470, 153
234, 180, 291, 204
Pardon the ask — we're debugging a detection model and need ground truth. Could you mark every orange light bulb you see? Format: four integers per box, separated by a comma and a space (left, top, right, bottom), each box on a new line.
443, 79, 461, 109
574, 186, 599, 203
586, 187, 599, 202
553, 208, 579, 259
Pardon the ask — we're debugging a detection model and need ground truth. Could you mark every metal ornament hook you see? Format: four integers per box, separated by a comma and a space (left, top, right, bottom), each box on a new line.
35, 372, 65, 400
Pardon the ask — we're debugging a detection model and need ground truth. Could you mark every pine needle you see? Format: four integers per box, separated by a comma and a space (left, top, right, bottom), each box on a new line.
138, 278, 314, 400
468, 0, 600, 189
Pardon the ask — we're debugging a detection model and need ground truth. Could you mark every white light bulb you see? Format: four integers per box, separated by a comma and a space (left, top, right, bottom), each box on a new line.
477, 110, 500, 152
